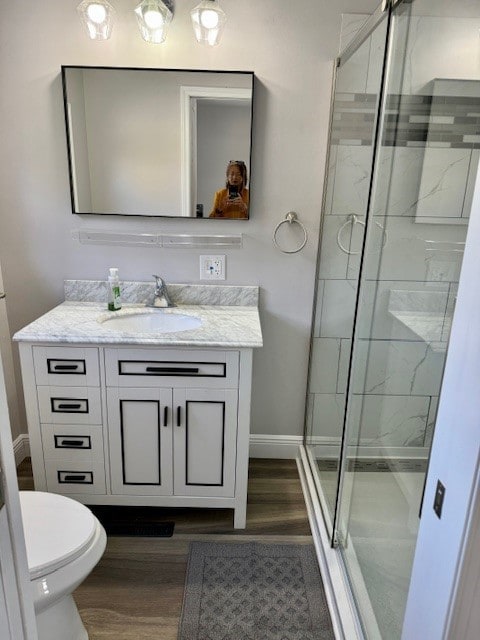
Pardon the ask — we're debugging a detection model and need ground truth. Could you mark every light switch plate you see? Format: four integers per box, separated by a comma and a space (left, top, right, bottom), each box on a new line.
200, 255, 226, 280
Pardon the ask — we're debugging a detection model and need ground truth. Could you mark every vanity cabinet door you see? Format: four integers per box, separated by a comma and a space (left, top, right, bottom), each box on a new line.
173, 388, 238, 498
107, 387, 173, 496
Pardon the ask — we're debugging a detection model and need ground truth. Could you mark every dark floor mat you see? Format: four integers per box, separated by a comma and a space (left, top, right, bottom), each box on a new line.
87, 505, 175, 537
179, 542, 335, 639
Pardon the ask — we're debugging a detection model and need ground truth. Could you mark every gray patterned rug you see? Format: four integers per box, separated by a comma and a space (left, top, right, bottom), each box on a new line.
178, 542, 335, 640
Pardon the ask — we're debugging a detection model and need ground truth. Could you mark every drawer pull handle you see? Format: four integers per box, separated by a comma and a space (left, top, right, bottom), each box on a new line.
177, 406, 181, 427
55, 435, 91, 449
47, 359, 86, 375
163, 405, 169, 427
145, 366, 200, 374
54, 364, 79, 371
57, 403, 82, 410
64, 474, 87, 482
58, 470, 93, 484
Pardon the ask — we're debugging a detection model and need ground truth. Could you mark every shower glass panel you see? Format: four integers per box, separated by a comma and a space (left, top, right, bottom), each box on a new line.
305, 13, 388, 532
305, 0, 480, 638
333, 1, 479, 639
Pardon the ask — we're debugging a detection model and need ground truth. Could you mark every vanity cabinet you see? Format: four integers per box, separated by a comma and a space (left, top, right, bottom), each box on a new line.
104, 347, 239, 499
18, 343, 252, 528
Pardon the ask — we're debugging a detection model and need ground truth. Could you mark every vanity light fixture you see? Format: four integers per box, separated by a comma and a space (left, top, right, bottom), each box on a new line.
134, 0, 173, 44
190, 0, 226, 47
77, 0, 116, 40
77, 0, 227, 46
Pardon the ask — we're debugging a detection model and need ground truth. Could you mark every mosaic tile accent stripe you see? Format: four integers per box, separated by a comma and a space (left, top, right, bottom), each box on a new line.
332, 92, 480, 148
316, 458, 428, 472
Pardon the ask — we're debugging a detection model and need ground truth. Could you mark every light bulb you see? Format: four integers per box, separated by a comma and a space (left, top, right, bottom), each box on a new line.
143, 9, 164, 29
86, 3, 107, 24
200, 9, 219, 29
207, 29, 218, 46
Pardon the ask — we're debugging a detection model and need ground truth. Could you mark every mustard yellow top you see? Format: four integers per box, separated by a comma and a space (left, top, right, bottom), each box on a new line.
208, 188, 249, 219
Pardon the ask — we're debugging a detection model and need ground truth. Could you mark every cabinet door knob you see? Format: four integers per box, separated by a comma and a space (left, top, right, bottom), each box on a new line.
163, 405, 169, 427
176, 406, 181, 427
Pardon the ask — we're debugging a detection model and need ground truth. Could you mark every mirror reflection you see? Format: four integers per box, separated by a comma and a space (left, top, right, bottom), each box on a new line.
62, 66, 254, 218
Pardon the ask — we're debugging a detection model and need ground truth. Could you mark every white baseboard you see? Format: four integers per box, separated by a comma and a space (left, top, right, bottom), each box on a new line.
249, 434, 302, 459
13, 434, 30, 467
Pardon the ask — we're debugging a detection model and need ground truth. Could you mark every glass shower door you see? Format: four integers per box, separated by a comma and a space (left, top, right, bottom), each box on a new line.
305, 10, 389, 532
333, 1, 479, 638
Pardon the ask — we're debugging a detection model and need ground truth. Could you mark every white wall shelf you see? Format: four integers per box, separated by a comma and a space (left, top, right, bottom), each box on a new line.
71, 230, 243, 249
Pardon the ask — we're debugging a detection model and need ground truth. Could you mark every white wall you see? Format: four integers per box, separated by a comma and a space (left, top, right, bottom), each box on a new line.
402, 162, 480, 640
0, 0, 379, 441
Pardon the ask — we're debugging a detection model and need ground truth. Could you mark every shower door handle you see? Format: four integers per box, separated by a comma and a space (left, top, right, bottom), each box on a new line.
0, 292, 5, 300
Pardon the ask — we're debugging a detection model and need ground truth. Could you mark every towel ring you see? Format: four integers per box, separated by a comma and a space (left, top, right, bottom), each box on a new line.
273, 212, 308, 254
337, 213, 387, 255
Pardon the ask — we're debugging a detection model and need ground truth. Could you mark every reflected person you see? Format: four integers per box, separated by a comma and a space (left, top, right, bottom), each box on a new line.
209, 161, 249, 219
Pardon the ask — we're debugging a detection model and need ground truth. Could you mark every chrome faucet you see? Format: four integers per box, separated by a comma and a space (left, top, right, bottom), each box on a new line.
146, 275, 175, 308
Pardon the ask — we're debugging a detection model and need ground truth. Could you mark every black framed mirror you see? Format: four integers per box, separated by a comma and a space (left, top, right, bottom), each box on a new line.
62, 66, 254, 219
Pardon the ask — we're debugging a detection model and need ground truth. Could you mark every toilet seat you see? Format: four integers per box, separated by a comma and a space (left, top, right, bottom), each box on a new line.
19, 491, 97, 579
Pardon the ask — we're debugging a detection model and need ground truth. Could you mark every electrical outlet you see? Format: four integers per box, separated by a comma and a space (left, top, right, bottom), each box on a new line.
200, 255, 226, 280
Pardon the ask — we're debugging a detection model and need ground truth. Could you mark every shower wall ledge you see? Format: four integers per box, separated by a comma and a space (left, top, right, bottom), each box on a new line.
389, 311, 450, 352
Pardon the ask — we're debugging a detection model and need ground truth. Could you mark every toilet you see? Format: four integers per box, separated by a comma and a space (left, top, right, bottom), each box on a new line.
19, 491, 107, 640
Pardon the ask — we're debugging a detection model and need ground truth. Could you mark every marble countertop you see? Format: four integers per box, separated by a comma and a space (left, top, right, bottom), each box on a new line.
13, 302, 263, 348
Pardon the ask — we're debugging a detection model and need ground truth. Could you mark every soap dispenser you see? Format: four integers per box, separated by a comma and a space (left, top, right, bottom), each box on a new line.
107, 268, 122, 311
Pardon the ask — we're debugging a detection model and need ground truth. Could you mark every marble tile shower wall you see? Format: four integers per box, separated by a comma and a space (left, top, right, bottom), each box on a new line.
311, 83, 475, 451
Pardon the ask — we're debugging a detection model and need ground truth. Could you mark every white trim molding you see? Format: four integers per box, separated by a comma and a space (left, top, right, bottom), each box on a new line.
12, 435, 30, 467
249, 434, 302, 459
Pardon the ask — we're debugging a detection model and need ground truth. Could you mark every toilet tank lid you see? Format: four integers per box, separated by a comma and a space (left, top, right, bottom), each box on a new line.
19, 491, 97, 579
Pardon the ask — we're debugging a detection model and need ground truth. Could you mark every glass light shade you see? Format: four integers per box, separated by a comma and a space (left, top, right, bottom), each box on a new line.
134, 0, 173, 44
77, 0, 115, 40
190, 0, 226, 46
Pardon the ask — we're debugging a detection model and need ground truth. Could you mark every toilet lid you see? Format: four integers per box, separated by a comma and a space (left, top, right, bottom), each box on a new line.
19, 491, 98, 579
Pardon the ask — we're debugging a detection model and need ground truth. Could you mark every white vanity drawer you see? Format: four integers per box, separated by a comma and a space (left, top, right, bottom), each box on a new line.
37, 386, 102, 424
104, 348, 239, 388
45, 459, 106, 495
41, 424, 104, 463
33, 346, 100, 387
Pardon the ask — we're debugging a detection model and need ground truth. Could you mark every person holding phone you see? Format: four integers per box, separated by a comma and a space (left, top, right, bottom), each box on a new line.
209, 160, 249, 219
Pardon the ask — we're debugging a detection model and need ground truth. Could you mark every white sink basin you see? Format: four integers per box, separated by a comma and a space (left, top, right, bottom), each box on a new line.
101, 312, 202, 333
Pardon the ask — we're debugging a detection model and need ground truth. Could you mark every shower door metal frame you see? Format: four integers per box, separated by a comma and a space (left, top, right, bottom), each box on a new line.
303, 0, 397, 547
330, 4, 399, 548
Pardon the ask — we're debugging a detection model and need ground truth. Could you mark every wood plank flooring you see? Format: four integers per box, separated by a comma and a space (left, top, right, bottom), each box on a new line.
17, 458, 312, 640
